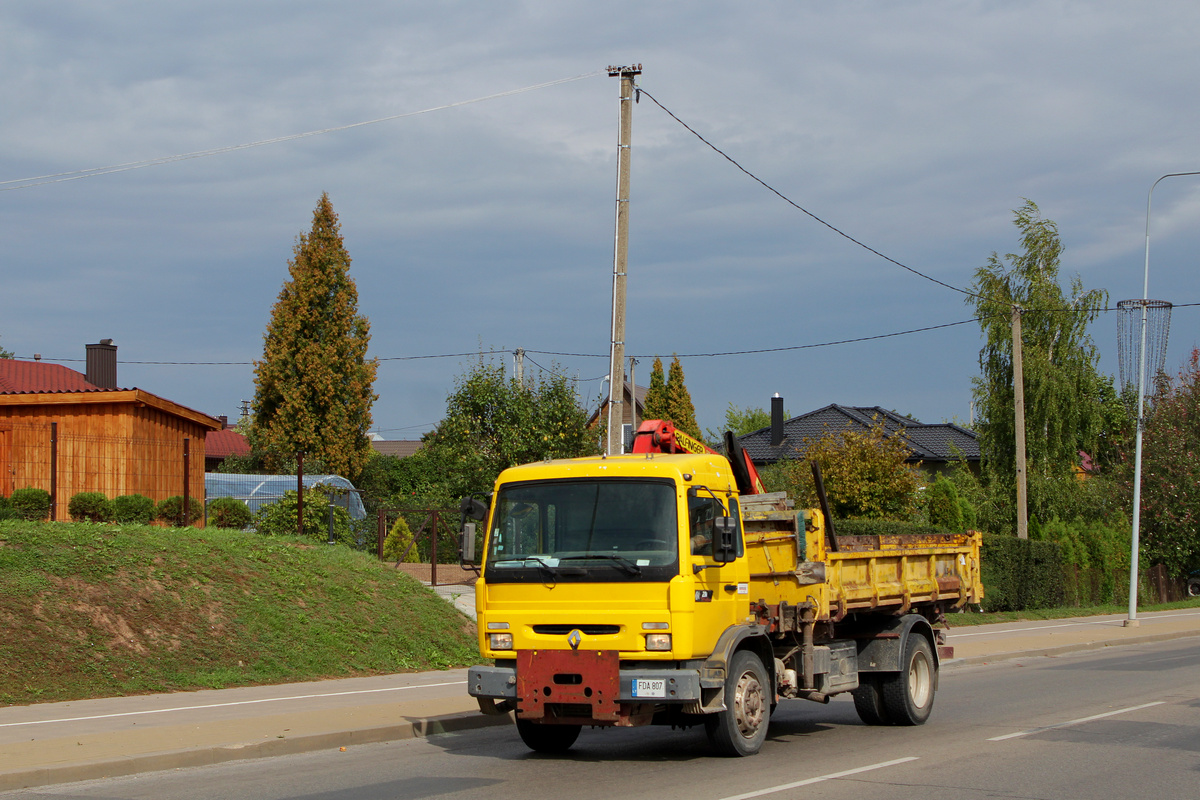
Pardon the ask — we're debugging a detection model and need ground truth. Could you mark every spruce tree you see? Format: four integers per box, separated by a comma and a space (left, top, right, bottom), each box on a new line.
665, 356, 702, 439
641, 357, 670, 420
252, 193, 378, 480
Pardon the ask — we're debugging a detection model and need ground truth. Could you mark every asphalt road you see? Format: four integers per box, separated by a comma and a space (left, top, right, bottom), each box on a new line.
6, 638, 1199, 800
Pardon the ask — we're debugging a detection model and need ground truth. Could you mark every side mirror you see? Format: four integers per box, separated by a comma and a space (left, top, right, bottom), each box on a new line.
460, 522, 477, 564
713, 516, 737, 563
460, 495, 488, 521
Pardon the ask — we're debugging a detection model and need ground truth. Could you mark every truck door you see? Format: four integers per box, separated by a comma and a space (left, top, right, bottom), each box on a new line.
689, 490, 747, 643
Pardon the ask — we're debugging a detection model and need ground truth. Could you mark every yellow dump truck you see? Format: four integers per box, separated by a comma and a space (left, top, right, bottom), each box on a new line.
459, 424, 982, 756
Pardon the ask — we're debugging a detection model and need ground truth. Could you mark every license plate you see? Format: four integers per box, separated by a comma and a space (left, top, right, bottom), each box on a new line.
632, 678, 665, 698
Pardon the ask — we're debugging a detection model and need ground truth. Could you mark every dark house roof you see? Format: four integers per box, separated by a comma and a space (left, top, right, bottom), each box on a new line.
0, 359, 105, 393
738, 404, 979, 466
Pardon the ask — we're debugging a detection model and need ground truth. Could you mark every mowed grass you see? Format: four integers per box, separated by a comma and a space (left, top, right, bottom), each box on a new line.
944, 596, 1200, 627
0, 521, 479, 706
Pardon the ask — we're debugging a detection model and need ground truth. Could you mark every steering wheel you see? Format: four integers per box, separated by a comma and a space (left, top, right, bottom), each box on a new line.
634, 539, 670, 549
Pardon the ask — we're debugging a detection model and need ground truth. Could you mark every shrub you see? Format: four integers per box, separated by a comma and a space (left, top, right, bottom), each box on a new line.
208, 497, 252, 530
925, 476, 964, 530
157, 495, 204, 527
382, 515, 420, 562
67, 491, 114, 523
0, 496, 17, 521
253, 489, 352, 545
10, 488, 51, 521
980, 533, 1066, 611
113, 494, 157, 524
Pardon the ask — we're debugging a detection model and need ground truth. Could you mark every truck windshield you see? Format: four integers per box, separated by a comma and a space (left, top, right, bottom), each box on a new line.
485, 479, 678, 583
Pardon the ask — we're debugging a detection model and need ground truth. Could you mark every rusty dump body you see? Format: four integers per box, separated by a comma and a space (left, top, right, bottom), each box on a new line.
465, 452, 984, 756
743, 492, 983, 627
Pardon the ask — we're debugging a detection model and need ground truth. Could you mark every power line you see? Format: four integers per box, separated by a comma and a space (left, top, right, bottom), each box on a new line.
635, 86, 983, 300
1, 71, 605, 192
19, 303, 1196, 368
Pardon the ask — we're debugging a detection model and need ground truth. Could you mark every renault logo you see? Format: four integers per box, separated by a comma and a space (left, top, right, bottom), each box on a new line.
567, 629, 583, 650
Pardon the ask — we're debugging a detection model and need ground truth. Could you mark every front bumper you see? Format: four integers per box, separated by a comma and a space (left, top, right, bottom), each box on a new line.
468, 659, 703, 704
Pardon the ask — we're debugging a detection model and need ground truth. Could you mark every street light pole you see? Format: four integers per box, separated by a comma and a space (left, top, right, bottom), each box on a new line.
1125, 170, 1200, 627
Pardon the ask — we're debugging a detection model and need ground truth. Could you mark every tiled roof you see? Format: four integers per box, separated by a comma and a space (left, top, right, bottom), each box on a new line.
738, 404, 979, 465
205, 428, 251, 459
371, 440, 424, 459
0, 359, 104, 393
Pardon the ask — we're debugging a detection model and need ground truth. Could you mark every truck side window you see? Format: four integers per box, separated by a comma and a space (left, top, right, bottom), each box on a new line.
689, 494, 717, 555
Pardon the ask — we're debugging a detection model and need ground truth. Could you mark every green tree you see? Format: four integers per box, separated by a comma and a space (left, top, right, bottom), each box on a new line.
967, 200, 1109, 524
1127, 348, 1200, 576
641, 357, 669, 420
252, 193, 378, 481
0, 336, 13, 359
664, 356, 701, 439
706, 402, 789, 442
764, 423, 924, 519
419, 356, 598, 498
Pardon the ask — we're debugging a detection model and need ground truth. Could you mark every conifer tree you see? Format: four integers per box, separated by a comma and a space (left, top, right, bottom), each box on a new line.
641, 357, 669, 420
665, 356, 702, 439
253, 193, 378, 480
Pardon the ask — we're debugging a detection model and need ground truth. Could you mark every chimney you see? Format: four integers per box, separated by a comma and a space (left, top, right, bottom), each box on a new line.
770, 393, 785, 447
218, 415, 229, 430
85, 339, 117, 389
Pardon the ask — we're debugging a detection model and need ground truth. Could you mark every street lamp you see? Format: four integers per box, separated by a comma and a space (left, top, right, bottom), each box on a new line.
1124, 171, 1196, 626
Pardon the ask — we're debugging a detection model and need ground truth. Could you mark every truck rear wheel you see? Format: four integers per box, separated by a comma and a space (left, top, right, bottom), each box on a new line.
881, 634, 935, 725
706, 650, 770, 756
852, 675, 890, 725
515, 719, 581, 753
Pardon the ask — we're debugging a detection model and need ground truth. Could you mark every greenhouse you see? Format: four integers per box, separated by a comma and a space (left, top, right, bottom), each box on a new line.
204, 473, 366, 520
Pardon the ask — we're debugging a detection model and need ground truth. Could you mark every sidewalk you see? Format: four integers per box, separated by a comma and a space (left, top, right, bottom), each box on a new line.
2, 607, 1198, 792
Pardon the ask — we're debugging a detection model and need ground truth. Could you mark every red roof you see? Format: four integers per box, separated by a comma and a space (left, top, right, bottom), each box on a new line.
206, 428, 250, 459
0, 359, 103, 393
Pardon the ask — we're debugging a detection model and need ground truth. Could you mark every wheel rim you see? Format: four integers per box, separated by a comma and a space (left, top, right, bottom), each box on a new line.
908, 648, 933, 709
733, 668, 766, 739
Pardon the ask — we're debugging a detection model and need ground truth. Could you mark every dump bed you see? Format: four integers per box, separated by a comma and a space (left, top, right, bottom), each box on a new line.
741, 493, 983, 621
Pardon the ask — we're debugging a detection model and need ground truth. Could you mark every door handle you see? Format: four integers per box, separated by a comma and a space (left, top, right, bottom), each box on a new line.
723, 584, 738, 593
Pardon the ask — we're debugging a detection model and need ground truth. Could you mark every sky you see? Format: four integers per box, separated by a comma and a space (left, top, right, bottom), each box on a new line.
3, 1, 1199, 443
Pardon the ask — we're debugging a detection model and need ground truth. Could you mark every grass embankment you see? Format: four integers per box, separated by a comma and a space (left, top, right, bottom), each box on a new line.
944, 597, 1200, 627
0, 521, 479, 707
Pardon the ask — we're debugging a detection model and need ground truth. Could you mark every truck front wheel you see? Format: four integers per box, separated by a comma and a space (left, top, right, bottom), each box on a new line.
881, 634, 935, 725
706, 650, 770, 756
515, 719, 581, 753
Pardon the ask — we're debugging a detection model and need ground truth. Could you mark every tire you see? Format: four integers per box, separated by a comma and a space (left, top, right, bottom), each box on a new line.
852, 674, 891, 725
706, 650, 770, 756
515, 719, 581, 754
881, 634, 936, 726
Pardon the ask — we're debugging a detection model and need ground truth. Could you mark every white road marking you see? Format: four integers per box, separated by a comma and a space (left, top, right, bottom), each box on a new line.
0, 681, 468, 729
952, 611, 1200, 638
987, 701, 1166, 741
716, 757, 920, 800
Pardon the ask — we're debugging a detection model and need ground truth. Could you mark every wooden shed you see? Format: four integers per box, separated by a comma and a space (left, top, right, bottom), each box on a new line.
0, 351, 221, 521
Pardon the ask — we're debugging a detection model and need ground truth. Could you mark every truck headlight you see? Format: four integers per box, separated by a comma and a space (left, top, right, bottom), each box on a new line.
645, 633, 671, 651
489, 632, 514, 650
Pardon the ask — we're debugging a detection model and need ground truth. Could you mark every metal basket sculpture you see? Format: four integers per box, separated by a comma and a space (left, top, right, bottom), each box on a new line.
1117, 298, 1173, 412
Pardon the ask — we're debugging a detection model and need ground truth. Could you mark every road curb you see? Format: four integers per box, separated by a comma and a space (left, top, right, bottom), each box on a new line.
943, 626, 1200, 668
0, 710, 512, 793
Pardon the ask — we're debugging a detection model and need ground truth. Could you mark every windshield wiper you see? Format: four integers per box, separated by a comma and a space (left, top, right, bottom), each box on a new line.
559, 553, 643, 576
495, 557, 585, 579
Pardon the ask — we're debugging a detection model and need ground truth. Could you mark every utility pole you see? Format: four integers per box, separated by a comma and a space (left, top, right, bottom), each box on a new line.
629, 357, 639, 434
514, 348, 525, 386
1012, 305, 1029, 540
606, 63, 641, 456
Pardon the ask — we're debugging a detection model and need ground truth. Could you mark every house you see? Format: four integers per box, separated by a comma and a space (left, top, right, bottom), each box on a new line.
0, 341, 221, 520
737, 402, 979, 479
205, 417, 251, 471
371, 440, 424, 459
586, 381, 648, 451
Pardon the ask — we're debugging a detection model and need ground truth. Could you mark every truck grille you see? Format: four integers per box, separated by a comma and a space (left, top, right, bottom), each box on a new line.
532, 625, 621, 636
